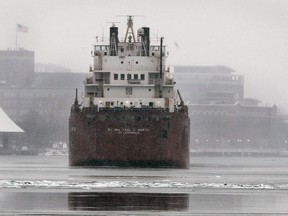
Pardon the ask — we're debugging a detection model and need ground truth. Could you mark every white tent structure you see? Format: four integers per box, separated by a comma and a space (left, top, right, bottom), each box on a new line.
0, 107, 24, 133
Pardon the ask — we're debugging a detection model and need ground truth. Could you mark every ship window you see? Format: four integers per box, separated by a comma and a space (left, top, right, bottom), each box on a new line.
121, 74, 125, 80
136, 61, 138, 64
107, 88, 110, 91
114, 74, 118, 80
134, 74, 138, 80
121, 61, 124, 64
141, 74, 145, 80
127, 74, 131, 80
149, 89, 151, 91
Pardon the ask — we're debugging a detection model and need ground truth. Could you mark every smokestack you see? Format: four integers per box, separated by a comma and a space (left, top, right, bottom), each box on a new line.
109, 26, 119, 56
142, 27, 150, 56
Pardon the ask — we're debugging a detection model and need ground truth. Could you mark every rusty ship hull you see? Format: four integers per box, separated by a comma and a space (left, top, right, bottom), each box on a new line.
69, 108, 190, 168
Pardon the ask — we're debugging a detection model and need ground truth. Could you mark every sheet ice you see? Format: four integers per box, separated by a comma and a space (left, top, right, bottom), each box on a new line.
0, 179, 287, 190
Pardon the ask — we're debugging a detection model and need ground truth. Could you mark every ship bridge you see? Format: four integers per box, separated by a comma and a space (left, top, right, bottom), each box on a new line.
83, 16, 178, 113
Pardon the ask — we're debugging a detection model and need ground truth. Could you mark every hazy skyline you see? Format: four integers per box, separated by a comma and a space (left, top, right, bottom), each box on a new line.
1, 0, 288, 109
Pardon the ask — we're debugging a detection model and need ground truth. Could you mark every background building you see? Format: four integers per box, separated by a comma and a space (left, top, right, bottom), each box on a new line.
0, 49, 34, 88
174, 66, 244, 105
0, 49, 84, 152
174, 65, 287, 152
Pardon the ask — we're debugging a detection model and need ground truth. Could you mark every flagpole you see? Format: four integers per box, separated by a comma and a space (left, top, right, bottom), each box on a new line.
16, 25, 18, 50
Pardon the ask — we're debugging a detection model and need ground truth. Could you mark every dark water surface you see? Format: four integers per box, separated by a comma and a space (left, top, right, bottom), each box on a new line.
0, 154, 288, 215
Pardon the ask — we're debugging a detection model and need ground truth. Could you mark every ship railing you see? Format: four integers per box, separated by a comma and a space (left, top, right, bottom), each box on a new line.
95, 78, 110, 84
128, 79, 141, 84
165, 79, 173, 85
98, 107, 169, 112
84, 76, 94, 84
81, 106, 169, 113
149, 79, 160, 85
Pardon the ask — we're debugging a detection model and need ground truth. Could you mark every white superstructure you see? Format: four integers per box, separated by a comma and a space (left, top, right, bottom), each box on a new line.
83, 16, 176, 112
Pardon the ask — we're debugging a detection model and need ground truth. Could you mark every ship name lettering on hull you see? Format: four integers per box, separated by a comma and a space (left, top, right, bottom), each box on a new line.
107, 128, 150, 134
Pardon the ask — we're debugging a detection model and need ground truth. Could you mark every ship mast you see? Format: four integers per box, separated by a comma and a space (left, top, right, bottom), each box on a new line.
72, 88, 80, 111
159, 37, 164, 98
124, 16, 136, 42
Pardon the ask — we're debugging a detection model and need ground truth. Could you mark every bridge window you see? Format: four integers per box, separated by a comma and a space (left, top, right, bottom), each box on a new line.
127, 74, 131, 80
134, 74, 138, 80
114, 74, 118, 80
141, 74, 145, 80
121, 74, 125, 80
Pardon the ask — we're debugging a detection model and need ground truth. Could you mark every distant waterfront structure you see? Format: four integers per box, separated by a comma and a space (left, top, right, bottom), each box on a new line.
0, 107, 24, 152
0, 49, 34, 87
35, 63, 72, 73
173, 65, 244, 104
0, 49, 84, 150
174, 65, 287, 152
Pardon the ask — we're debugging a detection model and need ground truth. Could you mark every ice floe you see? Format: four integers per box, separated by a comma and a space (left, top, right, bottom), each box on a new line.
0, 180, 288, 190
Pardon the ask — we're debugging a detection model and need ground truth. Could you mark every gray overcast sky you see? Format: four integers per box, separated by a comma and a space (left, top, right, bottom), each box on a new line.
0, 0, 288, 109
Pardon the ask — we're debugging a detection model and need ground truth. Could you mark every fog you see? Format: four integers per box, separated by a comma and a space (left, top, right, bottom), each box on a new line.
1, 2, 288, 213
1, 0, 288, 109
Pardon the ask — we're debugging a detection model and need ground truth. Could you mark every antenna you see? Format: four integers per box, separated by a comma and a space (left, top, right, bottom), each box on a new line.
106, 21, 120, 27
117, 15, 145, 18
159, 37, 164, 98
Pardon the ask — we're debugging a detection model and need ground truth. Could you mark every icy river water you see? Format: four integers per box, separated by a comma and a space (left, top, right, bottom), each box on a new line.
0, 153, 288, 215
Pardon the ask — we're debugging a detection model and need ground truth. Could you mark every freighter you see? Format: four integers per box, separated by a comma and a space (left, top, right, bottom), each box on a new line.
69, 16, 190, 168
